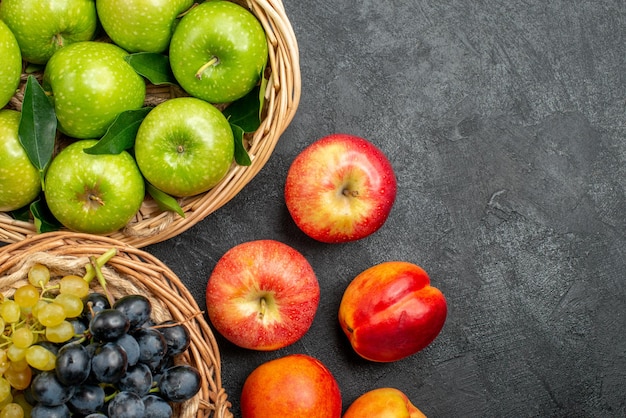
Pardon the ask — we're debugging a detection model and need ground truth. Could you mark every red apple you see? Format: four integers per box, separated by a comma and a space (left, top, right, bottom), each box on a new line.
284, 133, 397, 243
343, 387, 427, 418
338, 261, 447, 362
205, 240, 320, 351
240, 354, 342, 418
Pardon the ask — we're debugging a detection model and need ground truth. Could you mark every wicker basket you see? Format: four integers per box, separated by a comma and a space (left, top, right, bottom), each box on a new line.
0, 0, 301, 248
0, 231, 232, 418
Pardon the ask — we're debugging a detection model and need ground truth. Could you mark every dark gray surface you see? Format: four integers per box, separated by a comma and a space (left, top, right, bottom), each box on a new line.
145, 1, 626, 417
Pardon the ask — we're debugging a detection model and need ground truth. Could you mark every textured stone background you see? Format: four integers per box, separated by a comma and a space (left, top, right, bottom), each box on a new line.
146, 1, 626, 417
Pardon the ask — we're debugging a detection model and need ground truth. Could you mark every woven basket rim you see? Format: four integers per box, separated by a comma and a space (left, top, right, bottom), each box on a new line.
0, 231, 232, 418
0, 0, 301, 248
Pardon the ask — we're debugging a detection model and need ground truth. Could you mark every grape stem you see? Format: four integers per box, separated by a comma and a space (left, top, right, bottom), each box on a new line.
104, 390, 120, 403
151, 311, 204, 329
83, 248, 118, 283
88, 256, 115, 307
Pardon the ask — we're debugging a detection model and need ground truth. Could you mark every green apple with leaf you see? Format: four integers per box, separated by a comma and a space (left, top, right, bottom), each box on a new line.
96, 0, 193, 53
43, 41, 146, 139
44, 139, 145, 234
0, 110, 41, 212
0, 0, 97, 65
134, 97, 234, 197
169, 0, 268, 103
0, 20, 22, 109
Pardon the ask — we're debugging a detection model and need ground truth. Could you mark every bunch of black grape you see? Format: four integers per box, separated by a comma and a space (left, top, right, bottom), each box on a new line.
28, 291, 201, 418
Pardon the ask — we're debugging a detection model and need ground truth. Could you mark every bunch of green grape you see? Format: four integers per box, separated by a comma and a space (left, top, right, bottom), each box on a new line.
0, 262, 90, 416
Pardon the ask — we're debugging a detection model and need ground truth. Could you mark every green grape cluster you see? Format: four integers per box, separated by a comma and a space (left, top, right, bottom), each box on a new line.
0, 262, 90, 417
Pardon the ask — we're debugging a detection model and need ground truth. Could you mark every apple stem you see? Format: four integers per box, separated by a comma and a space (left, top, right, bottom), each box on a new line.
259, 297, 267, 320
195, 56, 220, 80
343, 189, 359, 198
53, 33, 64, 48
90, 194, 105, 206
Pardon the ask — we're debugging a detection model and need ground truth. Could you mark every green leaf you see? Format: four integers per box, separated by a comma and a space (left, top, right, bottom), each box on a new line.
84, 107, 153, 155
223, 81, 266, 167
24, 63, 45, 74
223, 85, 262, 133
18, 75, 56, 190
231, 124, 251, 166
125, 53, 177, 85
9, 205, 32, 222
30, 197, 61, 234
146, 183, 185, 218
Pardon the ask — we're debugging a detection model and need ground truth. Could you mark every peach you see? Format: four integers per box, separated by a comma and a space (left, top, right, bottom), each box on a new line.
338, 261, 447, 362
344, 387, 427, 418
240, 354, 342, 418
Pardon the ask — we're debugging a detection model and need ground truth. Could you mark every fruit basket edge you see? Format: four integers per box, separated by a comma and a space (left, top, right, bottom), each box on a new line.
0, 0, 301, 248
0, 231, 232, 418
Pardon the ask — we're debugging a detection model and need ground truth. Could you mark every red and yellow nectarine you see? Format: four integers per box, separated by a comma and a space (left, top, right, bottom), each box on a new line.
343, 387, 427, 418
240, 354, 342, 418
338, 261, 447, 362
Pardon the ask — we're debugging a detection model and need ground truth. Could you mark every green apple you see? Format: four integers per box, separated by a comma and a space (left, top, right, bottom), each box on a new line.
44, 140, 145, 234
134, 97, 234, 197
169, 0, 268, 103
96, 0, 193, 53
0, 20, 21, 109
0, 110, 41, 212
0, 0, 97, 65
43, 41, 146, 139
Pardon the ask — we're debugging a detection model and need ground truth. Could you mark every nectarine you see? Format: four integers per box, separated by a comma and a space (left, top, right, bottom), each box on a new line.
344, 387, 427, 418
240, 354, 342, 418
338, 261, 447, 362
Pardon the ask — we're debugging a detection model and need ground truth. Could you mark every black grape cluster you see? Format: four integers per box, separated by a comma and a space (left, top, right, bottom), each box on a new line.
27, 292, 201, 418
